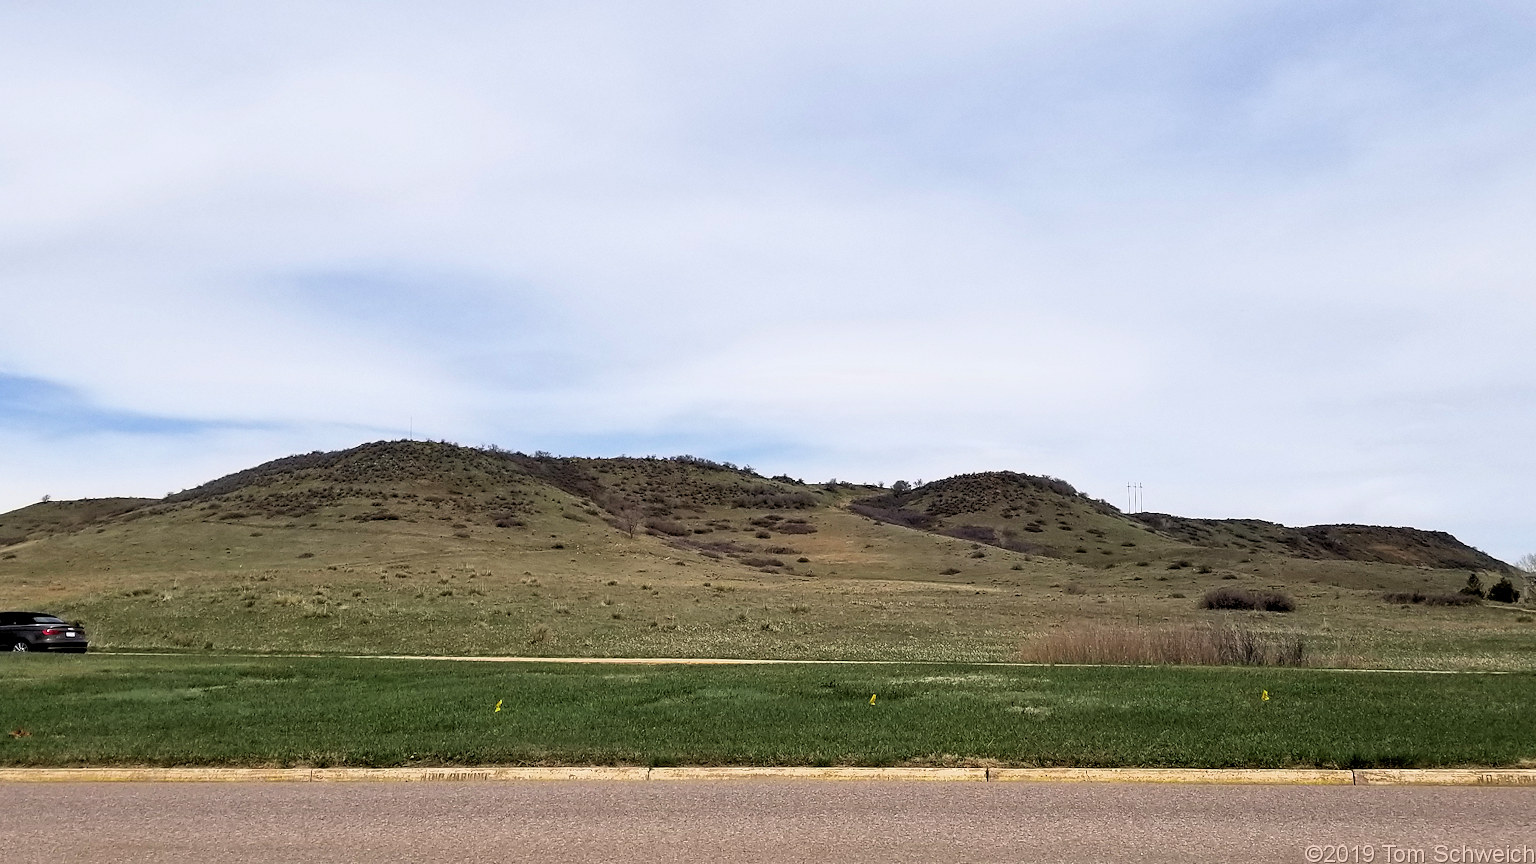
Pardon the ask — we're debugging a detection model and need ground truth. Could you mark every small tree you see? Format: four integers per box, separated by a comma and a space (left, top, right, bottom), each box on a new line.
614, 507, 643, 540
1460, 573, 1485, 598
890, 480, 912, 496
1516, 553, 1536, 574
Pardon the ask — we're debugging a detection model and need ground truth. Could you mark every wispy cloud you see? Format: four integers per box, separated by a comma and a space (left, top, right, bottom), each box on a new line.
0, 374, 224, 437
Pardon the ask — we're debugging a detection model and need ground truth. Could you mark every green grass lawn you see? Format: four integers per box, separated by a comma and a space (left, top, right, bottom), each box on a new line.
2, 655, 1532, 769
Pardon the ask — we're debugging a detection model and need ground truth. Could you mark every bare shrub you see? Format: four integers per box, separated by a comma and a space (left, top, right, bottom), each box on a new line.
1200, 587, 1296, 612
740, 556, 784, 568
1424, 592, 1480, 607
612, 507, 643, 539
944, 524, 999, 544
644, 517, 690, 537
732, 488, 817, 509
774, 522, 817, 534
1017, 623, 1308, 667
847, 503, 938, 530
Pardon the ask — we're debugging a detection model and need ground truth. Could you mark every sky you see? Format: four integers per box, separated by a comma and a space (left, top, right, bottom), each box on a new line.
2, 2, 1534, 563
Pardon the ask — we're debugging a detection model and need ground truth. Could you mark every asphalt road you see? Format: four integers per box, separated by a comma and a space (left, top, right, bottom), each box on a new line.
4, 781, 1533, 863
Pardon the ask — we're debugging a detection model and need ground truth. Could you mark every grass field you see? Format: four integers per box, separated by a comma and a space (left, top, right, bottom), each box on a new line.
2, 655, 1532, 769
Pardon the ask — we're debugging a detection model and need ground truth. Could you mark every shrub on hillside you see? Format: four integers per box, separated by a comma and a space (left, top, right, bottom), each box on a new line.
732, 487, 817, 509
1424, 593, 1480, 606
1488, 577, 1522, 604
847, 503, 939, 530
943, 524, 1000, 545
740, 556, 784, 569
644, 517, 690, 537
1386, 591, 1482, 607
1200, 587, 1296, 612
774, 521, 817, 534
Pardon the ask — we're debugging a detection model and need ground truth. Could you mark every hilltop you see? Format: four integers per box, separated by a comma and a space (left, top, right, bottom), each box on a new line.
0, 440, 1526, 668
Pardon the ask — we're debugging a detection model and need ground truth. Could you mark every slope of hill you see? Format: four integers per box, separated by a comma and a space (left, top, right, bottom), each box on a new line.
1128, 514, 1513, 573
0, 497, 155, 547
848, 472, 1169, 562
0, 440, 1525, 668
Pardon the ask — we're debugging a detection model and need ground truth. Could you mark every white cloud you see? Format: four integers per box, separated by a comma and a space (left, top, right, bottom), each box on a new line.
1, 2, 1533, 561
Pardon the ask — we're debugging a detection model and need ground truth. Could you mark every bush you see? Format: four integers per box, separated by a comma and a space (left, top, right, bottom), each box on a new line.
645, 517, 690, 537
1488, 577, 1522, 604
848, 503, 938, 530
1424, 593, 1480, 607
1461, 573, 1485, 598
740, 556, 784, 569
943, 524, 1000, 545
774, 522, 818, 534
1200, 587, 1296, 612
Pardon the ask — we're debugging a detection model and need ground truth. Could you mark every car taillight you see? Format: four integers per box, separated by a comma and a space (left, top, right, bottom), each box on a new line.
41, 627, 66, 635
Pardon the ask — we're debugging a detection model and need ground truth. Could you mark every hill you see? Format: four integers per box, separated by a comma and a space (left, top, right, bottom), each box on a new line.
0, 440, 1526, 668
1129, 513, 1511, 573
846, 472, 1510, 573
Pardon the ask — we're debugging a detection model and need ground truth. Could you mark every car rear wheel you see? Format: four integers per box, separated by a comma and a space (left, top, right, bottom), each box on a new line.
9, 640, 29, 652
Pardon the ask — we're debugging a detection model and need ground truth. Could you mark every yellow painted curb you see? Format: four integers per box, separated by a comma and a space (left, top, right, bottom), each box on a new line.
988, 768, 1353, 785
1354, 769, 1536, 787
309, 767, 650, 782
0, 768, 311, 782
649, 767, 987, 782
3, 767, 1535, 785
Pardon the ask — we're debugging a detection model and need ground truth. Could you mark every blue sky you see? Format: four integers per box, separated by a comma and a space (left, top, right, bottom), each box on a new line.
2, 2, 1533, 562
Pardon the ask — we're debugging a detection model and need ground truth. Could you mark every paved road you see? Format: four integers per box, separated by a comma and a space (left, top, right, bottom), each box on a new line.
4, 781, 1533, 863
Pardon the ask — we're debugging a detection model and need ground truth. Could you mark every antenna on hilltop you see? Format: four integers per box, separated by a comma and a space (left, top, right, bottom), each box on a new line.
1127, 482, 1145, 514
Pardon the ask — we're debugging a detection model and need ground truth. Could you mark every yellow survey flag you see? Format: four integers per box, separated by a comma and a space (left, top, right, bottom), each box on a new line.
495, 699, 503, 712
870, 694, 877, 705
1261, 690, 1269, 702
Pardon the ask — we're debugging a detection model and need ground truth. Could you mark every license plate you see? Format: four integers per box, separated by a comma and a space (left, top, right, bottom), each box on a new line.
65, 631, 77, 637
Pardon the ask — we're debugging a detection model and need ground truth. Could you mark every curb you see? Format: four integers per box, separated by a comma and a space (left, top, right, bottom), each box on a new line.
2, 767, 1534, 786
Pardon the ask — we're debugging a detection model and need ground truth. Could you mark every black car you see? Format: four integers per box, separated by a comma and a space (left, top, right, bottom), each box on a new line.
0, 612, 88, 653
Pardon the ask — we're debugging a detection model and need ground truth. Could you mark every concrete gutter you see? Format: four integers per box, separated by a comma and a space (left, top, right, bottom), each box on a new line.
2, 767, 1534, 785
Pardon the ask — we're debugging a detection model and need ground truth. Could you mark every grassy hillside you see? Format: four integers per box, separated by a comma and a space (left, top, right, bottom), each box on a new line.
0, 441, 1529, 668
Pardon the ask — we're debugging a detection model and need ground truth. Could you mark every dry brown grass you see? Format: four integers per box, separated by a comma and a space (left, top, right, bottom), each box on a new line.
1016, 622, 1309, 667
